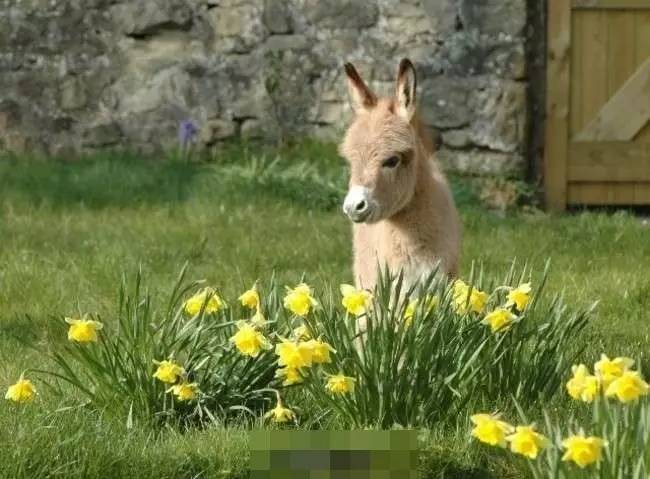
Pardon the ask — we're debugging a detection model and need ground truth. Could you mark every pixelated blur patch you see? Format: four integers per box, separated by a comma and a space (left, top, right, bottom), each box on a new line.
250, 430, 418, 478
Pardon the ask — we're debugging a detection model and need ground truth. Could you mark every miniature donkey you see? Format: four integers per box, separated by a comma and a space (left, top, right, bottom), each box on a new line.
340, 59, 461, 290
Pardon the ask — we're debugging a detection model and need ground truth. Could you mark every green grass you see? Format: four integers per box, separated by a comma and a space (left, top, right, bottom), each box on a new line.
1, 141, 649, 478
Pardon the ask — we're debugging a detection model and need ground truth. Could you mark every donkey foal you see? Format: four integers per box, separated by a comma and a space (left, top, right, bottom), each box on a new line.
340, 59, 461, 290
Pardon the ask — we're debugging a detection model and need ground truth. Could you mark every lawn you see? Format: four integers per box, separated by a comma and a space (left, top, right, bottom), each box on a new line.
1, 142, 649, 478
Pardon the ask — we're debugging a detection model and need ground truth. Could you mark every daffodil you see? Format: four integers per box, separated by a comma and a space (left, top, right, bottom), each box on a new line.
506, 425, 549, 459
184, 287, 225, 316
453, 281, 488, 314
292, 325, 311, 340
325, 374, 356, 394
5, 377, 35, 403
562, 434, 606, 468
167, 381, 199, 401
566, 364, 600, 402
275, 367, 303, 386
306, 339, 335, 364
65, 316, 103, 343
250, 309, 267, 328
229, 321, 270, 358
238, 286, 260, 310
404, 295, 438, 326
482, 308, 516, 333
506, 283, 532, 311
594, 354, 634, 388
340, 284, 373, 316
605, 370, 649, 403
275, 340, 313, 369
283, 284, 318, 317
265, 399, 295, 423
470, 413, 514, 447
153, 359, 185, 384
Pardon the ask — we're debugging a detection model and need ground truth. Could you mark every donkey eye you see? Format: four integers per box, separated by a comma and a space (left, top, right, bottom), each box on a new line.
382, 156, 400, 168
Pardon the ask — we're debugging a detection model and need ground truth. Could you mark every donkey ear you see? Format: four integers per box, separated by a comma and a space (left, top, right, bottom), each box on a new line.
344, 62, 377, 113
395, 58, 417, 121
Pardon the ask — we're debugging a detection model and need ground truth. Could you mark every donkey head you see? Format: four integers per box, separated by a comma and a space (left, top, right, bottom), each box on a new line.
340, 59, 420, 224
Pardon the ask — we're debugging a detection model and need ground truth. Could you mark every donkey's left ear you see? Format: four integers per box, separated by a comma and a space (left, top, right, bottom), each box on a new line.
395, 58, 417, 121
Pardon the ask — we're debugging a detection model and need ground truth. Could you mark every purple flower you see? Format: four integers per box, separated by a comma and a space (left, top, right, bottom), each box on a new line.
178, 119, 199, 148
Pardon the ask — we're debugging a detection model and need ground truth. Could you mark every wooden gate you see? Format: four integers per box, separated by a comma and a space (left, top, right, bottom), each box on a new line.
545, 0, 650, 210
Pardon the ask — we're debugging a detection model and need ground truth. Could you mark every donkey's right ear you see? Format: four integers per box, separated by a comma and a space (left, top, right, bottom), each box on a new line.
344, 63, 377, 113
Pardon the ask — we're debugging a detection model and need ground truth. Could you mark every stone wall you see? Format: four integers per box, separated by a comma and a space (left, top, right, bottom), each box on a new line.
0, 0, 531, 177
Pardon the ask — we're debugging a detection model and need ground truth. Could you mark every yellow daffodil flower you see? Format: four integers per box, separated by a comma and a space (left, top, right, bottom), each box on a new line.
482, 308, 517, 333
167, 381, 199, 401
453, 281, 488, 314
605, 370, 649, 403
470, 413, 514, 447
325, 374, 355, 394
265, 399, 295, 423
506, 425, 549, 459
340, 284, 373, 316
229, 321, 270, 358
562, 434, 606, 468
403, 295, 438, 326
184, 287, 225, 316
5, 377, 36, 403
153, 359, 185, 384
306, 339, 335, 364
238, 286, 260, 310
594, 354, 634, 388
275, 340, 313, 369
65, 316, 103, 343
275, 367, 303, 386
506, 283, 532, 311
283, 284, 318, 317
566, 364, 600, 402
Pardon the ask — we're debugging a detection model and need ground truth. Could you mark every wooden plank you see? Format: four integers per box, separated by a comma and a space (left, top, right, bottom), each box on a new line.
567, 142, 650, 180
574, 57, 650, 141
635, 12, 650, 141
570, 12, 584, 137
568, 182, 650, 204
634, 183, 650, 202
545, 0, 572, 211
573, 0, 650, 8
607, 11, 638, 203
578, 11, 609, 137
607, 11, 638, 98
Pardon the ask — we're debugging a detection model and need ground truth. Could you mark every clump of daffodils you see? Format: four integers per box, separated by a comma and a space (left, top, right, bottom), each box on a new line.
184, 287, 226, 316
566, 354, 648, 403
470, 411, 607, 469
5, 377, 36, 403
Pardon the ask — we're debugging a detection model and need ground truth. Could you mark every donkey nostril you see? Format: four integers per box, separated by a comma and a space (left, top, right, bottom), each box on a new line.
355, 200, 367, 212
